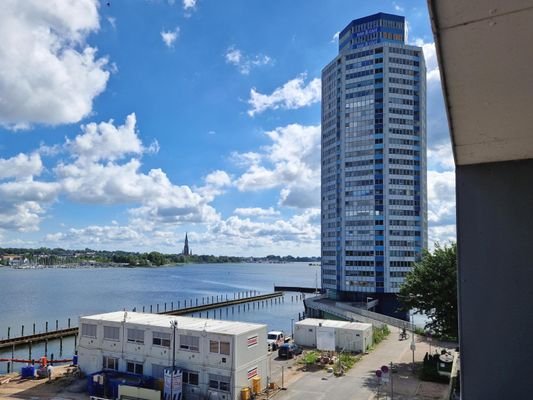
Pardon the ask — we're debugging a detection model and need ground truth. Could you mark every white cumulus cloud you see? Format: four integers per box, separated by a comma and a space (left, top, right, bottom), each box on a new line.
161, 27, 180, 48
234, 124, 321, 208
427, 170, 456, 246
248, 74, 321, 116
234, 207, 280, 218
0, 0, 110, 128
0, 153, 43, 180
66, 113, 147, 162
225, 46, 273, 75
183, 0, 197, 10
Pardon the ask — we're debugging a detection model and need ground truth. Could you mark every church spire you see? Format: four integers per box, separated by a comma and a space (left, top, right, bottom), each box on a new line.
182, 232, 190, 256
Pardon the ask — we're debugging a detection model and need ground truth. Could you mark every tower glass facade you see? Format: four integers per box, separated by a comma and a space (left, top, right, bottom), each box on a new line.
321, 13, 427, 315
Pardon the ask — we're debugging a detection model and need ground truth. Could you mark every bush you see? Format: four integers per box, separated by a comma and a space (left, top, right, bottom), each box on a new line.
300, 351, 319, 366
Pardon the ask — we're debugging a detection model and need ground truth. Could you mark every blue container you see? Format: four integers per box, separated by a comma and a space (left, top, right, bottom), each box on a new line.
72, 355, 78, 365
21, 366, 35, 379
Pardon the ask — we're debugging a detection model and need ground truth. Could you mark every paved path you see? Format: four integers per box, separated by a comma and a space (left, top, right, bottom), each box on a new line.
274, 328, 450, 400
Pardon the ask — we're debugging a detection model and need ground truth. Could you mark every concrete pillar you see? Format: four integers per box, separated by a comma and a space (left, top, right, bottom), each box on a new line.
457, 159, 533, 398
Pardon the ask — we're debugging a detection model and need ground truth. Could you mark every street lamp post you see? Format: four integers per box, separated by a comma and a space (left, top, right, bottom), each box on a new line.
410, 314, 416, 370
170, 320, 178, 400
290, 318, 294, 339
366, 297, 373, 310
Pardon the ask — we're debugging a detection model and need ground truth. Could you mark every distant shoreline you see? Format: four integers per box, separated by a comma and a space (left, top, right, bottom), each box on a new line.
1, 260, 319, 270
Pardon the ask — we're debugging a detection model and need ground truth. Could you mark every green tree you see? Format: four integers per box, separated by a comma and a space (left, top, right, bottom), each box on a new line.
399, 242, 458, 339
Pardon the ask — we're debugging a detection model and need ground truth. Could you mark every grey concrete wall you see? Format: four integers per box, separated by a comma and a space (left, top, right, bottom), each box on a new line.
456, 159, 533, 399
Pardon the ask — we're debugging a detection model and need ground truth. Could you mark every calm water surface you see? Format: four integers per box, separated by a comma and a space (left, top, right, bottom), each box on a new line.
0, 262, 319, 372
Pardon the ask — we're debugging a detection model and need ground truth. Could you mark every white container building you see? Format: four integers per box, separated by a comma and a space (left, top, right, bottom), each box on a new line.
294, 318, 373, 352
78, 311, 268, 400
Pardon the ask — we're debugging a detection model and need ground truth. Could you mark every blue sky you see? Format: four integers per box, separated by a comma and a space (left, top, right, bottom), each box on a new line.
0, 0, 455, 256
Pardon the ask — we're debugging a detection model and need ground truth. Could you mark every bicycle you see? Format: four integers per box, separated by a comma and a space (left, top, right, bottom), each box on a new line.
399, 331, 409, 341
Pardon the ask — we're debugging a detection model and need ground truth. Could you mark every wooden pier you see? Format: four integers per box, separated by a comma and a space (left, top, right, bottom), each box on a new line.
274, 285, 324, 294
0, 328, 78, 350
0, 291, 283, 350
161, 291, 282, 316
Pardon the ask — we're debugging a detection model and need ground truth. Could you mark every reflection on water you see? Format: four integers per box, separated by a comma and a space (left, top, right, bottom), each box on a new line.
0, 263, 318, 373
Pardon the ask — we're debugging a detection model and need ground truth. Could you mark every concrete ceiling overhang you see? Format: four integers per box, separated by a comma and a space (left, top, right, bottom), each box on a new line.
428, 1, 533, 165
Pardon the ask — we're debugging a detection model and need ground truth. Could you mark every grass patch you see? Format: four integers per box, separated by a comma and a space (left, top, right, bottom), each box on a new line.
300, 350, 320, 367
372, 325, 390, 347
339, 353, 361, 370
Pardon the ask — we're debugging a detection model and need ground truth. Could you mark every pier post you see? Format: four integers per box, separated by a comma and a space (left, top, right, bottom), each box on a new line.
44, 339, 48, 356
226, 308, 228, 316
157, 304, 159, 313
7, 361, 10, 374
212, 296, 214, 303
207, 311, 209, 318
21, 325, 24, 336
150, 305, 153, 313
28, 341, 32, 360
226, 294, 228, 300
45, 321, 48, 333
178, 301, 180, 308
143, 306, 145, 312
74, 334, 77, 350
164, 303, 167, 311
7, 327, 9, 339
199, 312, 201, 318
232, 307, 234, 314
68, 318, 71, 328
202, 298, 205, 305
196, 299, 198, 306
171, 302, 173, 310
60, 336, 63, 356
56, 320, 58, 330
185, 300, 187, 307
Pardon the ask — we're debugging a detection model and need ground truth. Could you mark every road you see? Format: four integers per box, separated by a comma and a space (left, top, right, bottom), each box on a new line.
273, 328, 414, 400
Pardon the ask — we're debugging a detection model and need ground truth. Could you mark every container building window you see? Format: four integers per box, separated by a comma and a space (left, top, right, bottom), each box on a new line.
103, 326, 120, 341
183, 370, 199, 386
126, 361, 144, 375
103, 356, 119, 370
127, 328, 144, 344
81, 323, 97, 338
152, 331, 171, 347
180, 335, 199, 352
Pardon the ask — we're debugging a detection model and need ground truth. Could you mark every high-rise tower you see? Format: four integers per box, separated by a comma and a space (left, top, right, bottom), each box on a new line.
321, 13, 427, 317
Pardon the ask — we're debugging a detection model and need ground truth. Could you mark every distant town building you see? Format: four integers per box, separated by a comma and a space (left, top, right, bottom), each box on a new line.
182, 233, 191, 256
321, 13, 427, 317
77, 311, 268, 400
1, 255, 27, 266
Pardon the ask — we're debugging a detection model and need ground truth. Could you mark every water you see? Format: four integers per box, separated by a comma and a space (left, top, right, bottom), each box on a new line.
0, 262, 319, 373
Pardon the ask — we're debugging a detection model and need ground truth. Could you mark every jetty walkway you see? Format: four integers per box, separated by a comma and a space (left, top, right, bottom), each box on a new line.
0, 291, 283, 350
